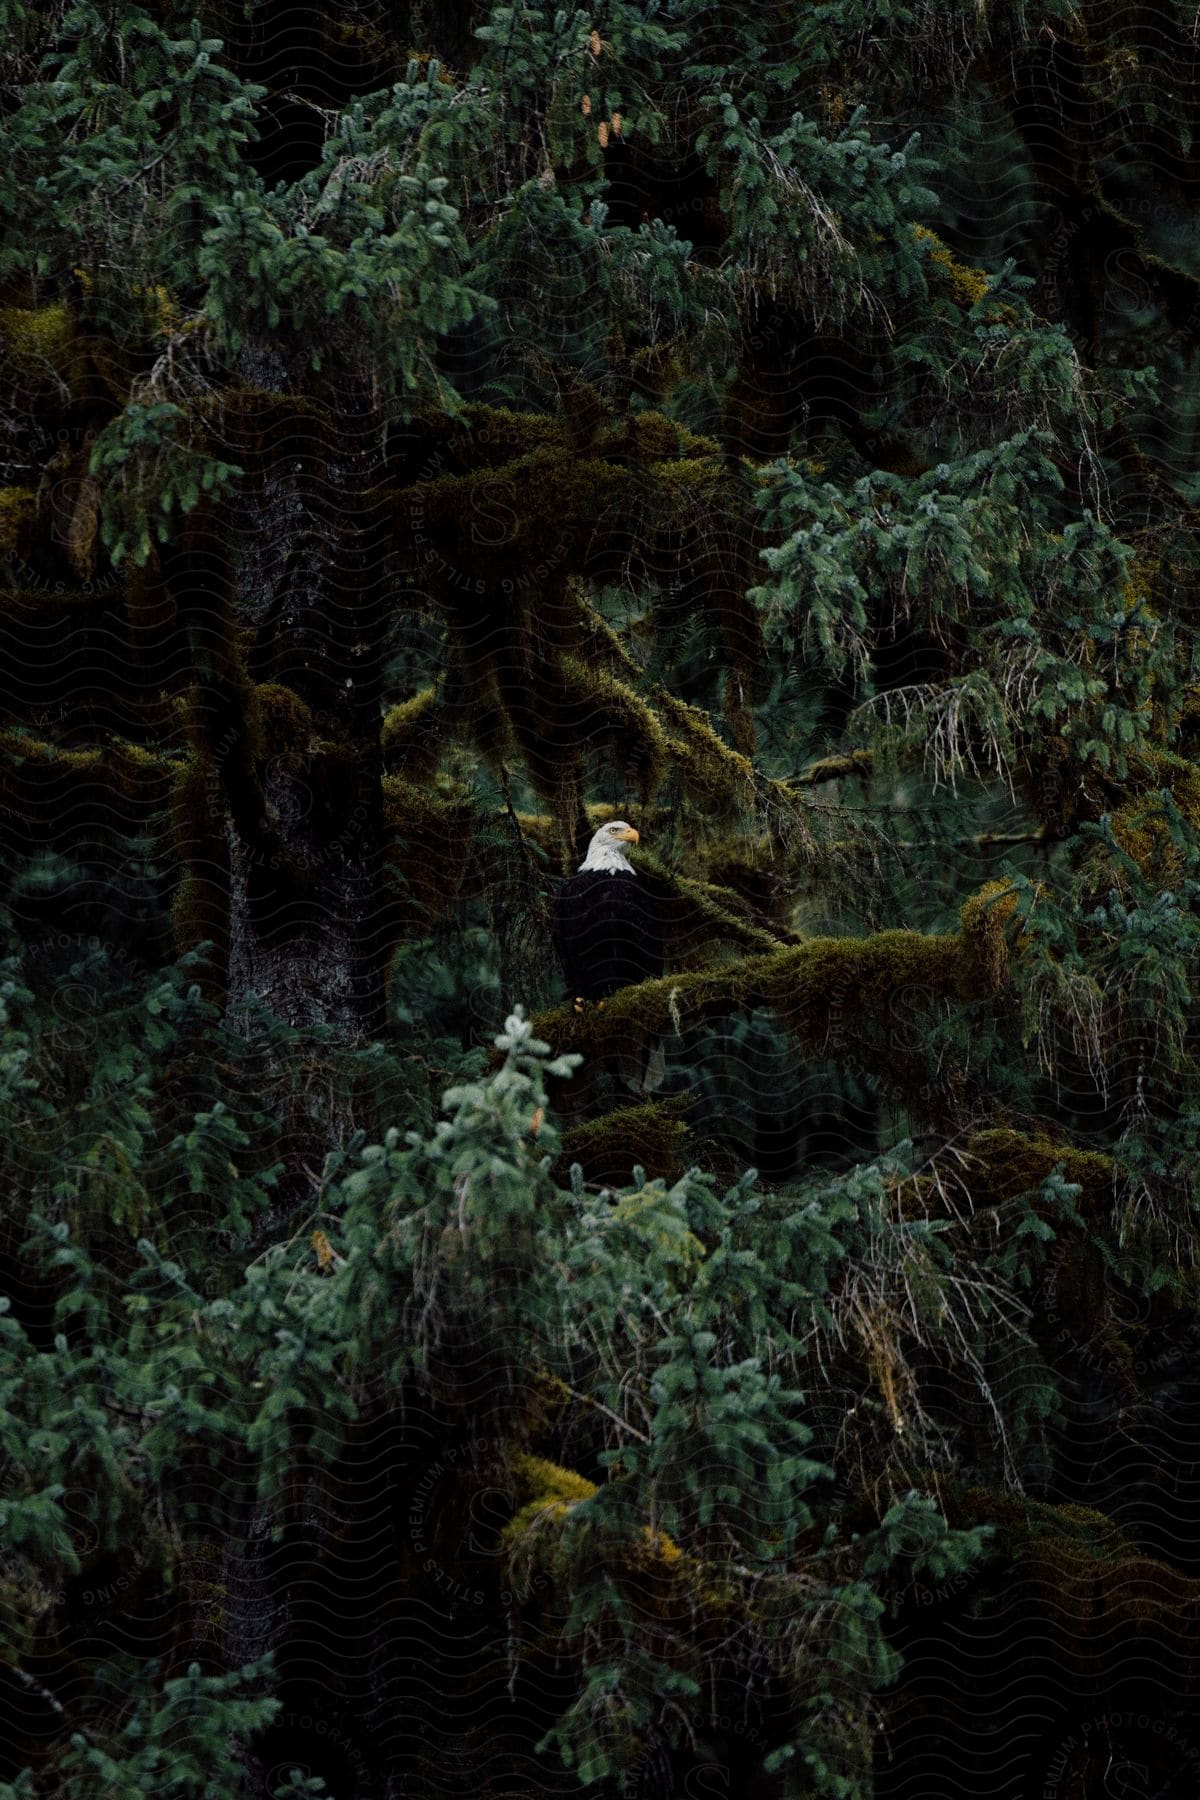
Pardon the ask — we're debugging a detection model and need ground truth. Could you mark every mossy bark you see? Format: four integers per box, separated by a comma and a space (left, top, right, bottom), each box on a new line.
159, 377, 392, 1041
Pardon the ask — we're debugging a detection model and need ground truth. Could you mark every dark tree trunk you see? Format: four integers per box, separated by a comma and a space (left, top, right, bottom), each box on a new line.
164, 367, 392, 1047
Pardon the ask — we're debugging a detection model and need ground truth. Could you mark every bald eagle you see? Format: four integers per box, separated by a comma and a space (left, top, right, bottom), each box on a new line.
552, 820, 666, 1091
552, 821, 663, 1001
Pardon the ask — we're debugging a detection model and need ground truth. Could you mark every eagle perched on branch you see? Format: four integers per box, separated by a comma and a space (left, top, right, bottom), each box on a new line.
552, 820, 666, 1091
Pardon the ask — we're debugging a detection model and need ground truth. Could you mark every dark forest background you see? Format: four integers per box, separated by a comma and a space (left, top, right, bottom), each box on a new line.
3, 1, 1200, 1795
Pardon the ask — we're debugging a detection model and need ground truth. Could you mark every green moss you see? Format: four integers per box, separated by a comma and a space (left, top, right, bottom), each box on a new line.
903, 1128, 1117, 1342
247, 682, 313, 759
536, 928, 964, 1064
1168, 757, 1200, 829
950, 1486, 1200, 1637
382, 684, 442, 775
514, 801, 625, 859
169, 873, 226, 967
564, 588, 762, 817
0, 486, 35, 556
625, 409, 719, 462
0, 730, 97, 771
64, 472, 103, 578
0, 732, 175, 831
561, 587, 756, 813
453, 403, 567, 459
0, 302, 74, 375
559, 654, 669, 795
501, 1453, 598, 1561
653, 687, 758, 811
106, 742, 176, 803
383, 772, 468, 833
533, 881, 1014, 1079
954, 1486, 1135, 1554
944, 1128, 1114, 1218
394, 456, 750, 837
634, 849, 784, 964
382, 685, 437, 745
408, 436, 725, 580
193, 383, 341, 429
412, 446, 628, 558
1, 585, 117, 614
790, 749, 875, 788
0, 1572, 38, 1661
0, 300, 113, 409
554, 1099, 689, 1187
646, 456, 724, 519
566, 580, 630, 659
957, 879, 1019, 995
629, 338, 687, 399
1107, 748, 1200, 882
510, 1453, 598, 1507
503, 1452, 694, 1594
912, 225, 991, 308
169, 754, 230, 990
383, 774, 475, 925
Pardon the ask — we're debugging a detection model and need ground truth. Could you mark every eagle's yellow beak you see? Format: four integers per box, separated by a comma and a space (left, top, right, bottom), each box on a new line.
619, 826, 640, 843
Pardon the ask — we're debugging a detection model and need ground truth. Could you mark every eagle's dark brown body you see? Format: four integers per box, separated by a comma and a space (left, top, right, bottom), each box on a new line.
551, 867, 664, 1001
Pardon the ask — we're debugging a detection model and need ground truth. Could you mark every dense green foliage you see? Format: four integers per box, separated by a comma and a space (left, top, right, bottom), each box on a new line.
3, 0, 1200, 1795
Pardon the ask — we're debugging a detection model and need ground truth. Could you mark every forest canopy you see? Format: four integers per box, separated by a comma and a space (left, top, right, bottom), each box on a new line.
2, 1, 1200, 1796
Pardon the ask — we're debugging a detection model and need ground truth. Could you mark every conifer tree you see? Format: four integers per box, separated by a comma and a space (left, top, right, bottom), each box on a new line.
4, 1, 1200, 1795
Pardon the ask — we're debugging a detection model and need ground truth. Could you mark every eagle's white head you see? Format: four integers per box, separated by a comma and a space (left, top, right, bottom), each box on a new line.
579, 819, 640, 874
